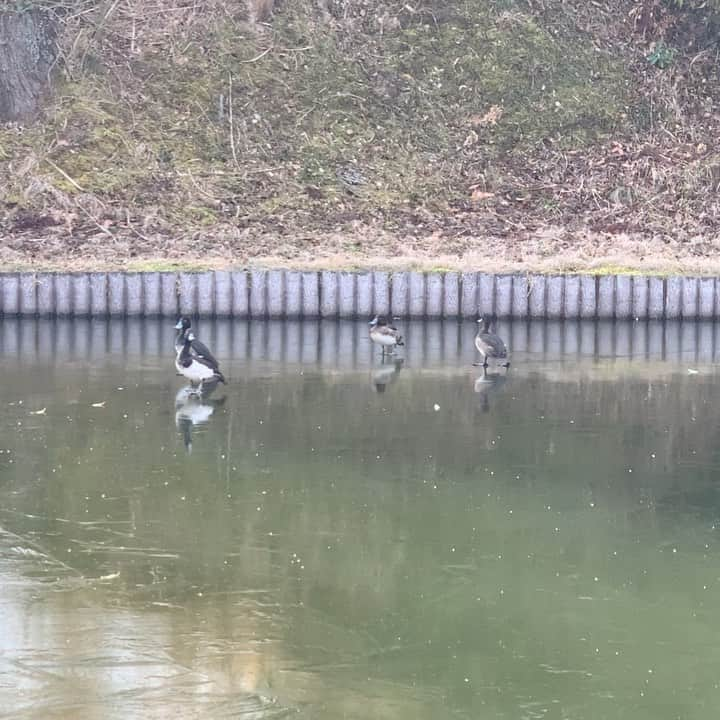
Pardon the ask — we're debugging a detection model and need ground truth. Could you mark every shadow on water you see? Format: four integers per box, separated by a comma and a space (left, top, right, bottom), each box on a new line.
1, 318, 720, 718
473, 370, 508, 414
175, 381, 227, 453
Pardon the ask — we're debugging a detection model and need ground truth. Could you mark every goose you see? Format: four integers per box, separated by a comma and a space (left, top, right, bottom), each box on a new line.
174, 317, 225, 383
176, 331, 226, 390
174, 316, 217, 362
474, 315, 510, 370
369, 315, 404, 358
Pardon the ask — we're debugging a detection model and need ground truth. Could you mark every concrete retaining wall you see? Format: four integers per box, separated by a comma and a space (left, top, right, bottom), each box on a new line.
1, 271, 718, 319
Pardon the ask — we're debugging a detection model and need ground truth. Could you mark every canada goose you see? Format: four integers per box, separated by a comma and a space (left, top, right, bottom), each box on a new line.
474, 315, 510, 370
369, 315, 404, 357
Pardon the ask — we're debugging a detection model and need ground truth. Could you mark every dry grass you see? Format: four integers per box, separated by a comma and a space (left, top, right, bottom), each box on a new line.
3, 221, 720, 274
3, 0, 720, 272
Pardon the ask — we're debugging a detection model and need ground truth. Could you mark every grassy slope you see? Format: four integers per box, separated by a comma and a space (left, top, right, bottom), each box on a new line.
1, 0, 720, 272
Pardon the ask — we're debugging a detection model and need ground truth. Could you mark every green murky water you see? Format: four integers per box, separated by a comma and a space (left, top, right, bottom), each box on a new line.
2, 319, 720, 719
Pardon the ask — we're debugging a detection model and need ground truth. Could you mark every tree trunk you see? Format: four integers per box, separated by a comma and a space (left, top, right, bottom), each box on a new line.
0, 9, 57, 122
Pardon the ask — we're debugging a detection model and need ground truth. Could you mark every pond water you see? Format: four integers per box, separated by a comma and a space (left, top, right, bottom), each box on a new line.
2, 318, 720, 719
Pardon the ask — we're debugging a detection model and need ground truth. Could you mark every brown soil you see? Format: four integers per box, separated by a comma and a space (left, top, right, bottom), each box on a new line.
3, 0, 720, 275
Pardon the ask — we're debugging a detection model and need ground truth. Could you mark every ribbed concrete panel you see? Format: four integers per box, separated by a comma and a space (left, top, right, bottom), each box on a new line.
356, 273, 373, 318
320, 271, 338, 318
231, 271, 248, 317
73, 274, 91, 316
632, 276, 649, 319
443, 273, 459, 317
699, 277, 715, 319
615, 276, 632, 319
197, 272, 215, 316
249, 269, 267, 317
666, 277, 681, 319
580, 276, 596, 319
339, 273, 356, 317
461, 272, 478, 318
37, 273, 55, 315
408, 272, 425, 317
214, 271, 232, 316
528, 275, 546, 319
648, 277, 664, 320
19, 274, 37, 316
285, 271, 302, 318
564, 276, 580, 319
373, 272, 390, 316
495, 276, 512, 318
126, 274, 143, 316
391, 272, 409, 317
2, 274, 19, 316
478, 274, 494, 316
511, 275, 528, 318
160, 273, 178, 317
107, 273, 124, 316
546, 276, 564, 319
301, 272, 319, 317
682, 277, 699, 319
426, 273, 443, 318
267, 270, 285, 318
597, 276, 615, 318
54, 274, 72, 316
142, 273, 161, 316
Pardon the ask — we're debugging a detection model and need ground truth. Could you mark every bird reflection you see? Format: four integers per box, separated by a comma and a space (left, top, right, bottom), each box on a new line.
175, 381, 226, 453
474, 367, 507, 413
372, 358, 404, 393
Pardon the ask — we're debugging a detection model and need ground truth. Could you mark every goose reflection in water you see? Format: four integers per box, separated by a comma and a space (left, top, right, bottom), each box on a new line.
372, 358, 404, 393
474, 368, 508, 413
175, 379, 226, 453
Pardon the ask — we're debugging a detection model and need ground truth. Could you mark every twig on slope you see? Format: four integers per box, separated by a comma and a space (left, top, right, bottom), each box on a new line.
241, 47, 272, 64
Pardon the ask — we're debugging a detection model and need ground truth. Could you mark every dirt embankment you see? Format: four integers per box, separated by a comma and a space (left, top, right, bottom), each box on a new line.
2, 0, 720, 274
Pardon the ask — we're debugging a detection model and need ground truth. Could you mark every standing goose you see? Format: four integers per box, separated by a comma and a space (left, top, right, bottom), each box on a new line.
174, 317, 224, 376
176, 330, 226, 390
369, 315, 404, 358
474, 315, 510, 370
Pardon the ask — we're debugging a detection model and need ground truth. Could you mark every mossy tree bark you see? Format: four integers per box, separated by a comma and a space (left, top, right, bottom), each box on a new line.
0, 8, 57, 121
